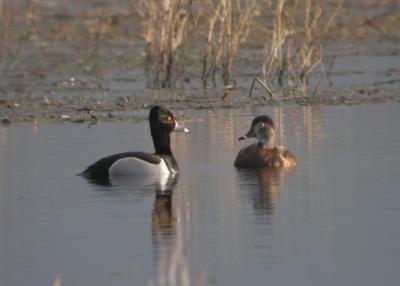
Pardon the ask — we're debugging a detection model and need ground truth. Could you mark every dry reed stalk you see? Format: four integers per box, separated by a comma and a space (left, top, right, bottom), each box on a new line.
248, 77, 274, 98
202, 0, 257, 88
201, 0, 225, 87
131, 0, 191, 88
201, 1, 221, 87
262, 0, 289, 83
261, 0, 343, 96
0, 0, 11, 62
223, 0, 257, 86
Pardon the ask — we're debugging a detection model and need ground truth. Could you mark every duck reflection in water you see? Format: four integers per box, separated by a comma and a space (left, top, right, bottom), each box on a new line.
237, 168, 293, 216
151, 175, 177, 273
152, 175, 178, 234
151, 175, 192, 285
106, 173, 188, 284
84, 171, 183, 281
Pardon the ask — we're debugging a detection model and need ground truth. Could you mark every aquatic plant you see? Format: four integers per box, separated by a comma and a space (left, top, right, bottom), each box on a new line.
260, 0, 344, 96
132, 0, 257, 89
131, 0, 193, 88
0, 0, 10, 62
201, 0, 258, 88
132, 0, 343, 95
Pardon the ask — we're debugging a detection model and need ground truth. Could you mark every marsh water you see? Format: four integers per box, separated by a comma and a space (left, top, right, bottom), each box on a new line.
1, 104, 400, 286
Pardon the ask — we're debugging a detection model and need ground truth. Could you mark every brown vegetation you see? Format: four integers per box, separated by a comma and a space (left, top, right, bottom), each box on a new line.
0, 0, 398, 100
131, 0, 193, 88
132, 0, 345, 95
201, 0, 258, 88
260, 0, 344, 96
0, 0, 11, 62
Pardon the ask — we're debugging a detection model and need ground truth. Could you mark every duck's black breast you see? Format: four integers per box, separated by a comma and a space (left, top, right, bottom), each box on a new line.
80, 152, 162, 179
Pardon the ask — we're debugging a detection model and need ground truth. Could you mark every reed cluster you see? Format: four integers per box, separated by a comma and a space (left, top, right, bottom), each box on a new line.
201, 0, 257, 88
261, 0, 343, 95
132, 0, 258, 89
131, 0, 194, 88
134, 0, 343, 95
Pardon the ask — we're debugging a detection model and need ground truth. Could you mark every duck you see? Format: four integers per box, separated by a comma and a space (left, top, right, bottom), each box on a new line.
234, 115, 297, 168
80, 105, 190, 180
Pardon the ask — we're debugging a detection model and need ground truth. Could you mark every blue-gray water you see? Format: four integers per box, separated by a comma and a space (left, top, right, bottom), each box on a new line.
1, 104, 400, 286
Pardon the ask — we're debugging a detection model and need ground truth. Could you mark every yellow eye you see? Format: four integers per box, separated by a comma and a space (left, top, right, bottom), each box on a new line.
166, 116, 172, 121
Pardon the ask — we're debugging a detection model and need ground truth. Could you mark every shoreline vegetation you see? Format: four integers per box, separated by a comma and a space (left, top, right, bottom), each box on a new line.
0, 0, 399, 124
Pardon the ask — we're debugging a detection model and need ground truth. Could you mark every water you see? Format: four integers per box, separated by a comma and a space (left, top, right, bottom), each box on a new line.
329, 54, 400, 86
1, 104, 400, 286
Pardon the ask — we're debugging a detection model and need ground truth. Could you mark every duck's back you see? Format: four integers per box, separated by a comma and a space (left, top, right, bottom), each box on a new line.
234, 144, 297, 168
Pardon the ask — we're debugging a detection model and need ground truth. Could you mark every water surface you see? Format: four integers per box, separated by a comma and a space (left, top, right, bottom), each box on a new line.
1, 104, 400, 285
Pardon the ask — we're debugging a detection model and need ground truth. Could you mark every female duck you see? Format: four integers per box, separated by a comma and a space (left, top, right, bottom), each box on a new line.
81, 106, 189, 179
234, 115, 297, 168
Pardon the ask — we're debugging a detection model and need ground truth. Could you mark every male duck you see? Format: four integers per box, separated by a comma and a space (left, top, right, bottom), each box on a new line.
234, 115, 297, 168
81, 106, 189, 180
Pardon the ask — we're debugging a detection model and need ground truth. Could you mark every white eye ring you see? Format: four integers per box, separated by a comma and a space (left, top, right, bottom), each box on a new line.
259, 122, 265, 128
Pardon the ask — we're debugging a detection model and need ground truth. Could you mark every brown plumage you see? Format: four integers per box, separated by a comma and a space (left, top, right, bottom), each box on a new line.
234, 115, 297, 168
234, 144, 297, 168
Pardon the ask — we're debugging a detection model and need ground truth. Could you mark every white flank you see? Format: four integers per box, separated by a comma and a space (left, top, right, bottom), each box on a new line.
109, 157, 170, 177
